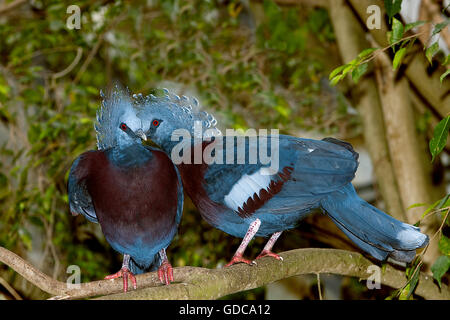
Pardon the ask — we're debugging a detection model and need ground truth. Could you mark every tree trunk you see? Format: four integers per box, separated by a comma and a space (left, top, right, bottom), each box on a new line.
328, 0, 406, 221
373, 50, 441, 267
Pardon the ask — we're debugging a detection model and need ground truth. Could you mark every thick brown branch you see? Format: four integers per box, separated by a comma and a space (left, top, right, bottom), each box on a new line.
98, 249, 449, 300
1, 246, 448, 300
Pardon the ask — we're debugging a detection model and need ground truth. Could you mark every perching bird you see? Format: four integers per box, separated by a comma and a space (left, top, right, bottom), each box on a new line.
135, 89, 428, 267
68, 86, 183, 292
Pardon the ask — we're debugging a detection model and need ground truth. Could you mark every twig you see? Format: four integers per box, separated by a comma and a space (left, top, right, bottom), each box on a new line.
394, 208, 450, 298
316, 273, 322, 300
0, 276, 22, 300
51, 47, 83, 80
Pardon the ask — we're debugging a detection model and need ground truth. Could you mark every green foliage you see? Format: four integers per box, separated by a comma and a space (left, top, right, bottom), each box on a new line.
439, 235, 450, 256
415, 192, 450, 290
429, 116, 450, 162
389, 17, 404, 47
432, 19, 450, 37
419, 194, 450, 221
404, 21, 426, 33
392, 47, 406, 70
425, 42, 440, 64
329, 4, 449, 85
329, 58, 369, 86
440, 69, 450, 84
384, 0, 403, 23
390, 256, 422, 300
431, 256, 450, 288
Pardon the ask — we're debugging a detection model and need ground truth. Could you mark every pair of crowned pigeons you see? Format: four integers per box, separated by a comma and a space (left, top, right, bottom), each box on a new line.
68, 86, 428, 292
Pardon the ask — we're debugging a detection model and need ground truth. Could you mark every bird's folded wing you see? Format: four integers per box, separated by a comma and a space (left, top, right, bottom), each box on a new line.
203, 135, 359, 216
68, 153, 98, 223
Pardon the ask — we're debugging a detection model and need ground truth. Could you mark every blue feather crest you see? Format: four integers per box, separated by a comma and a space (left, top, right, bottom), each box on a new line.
135, 88, 221, 137
94, 84, 136, 150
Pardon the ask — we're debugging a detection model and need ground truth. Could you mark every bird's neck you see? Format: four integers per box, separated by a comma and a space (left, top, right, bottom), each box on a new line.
108, 143, 152, 167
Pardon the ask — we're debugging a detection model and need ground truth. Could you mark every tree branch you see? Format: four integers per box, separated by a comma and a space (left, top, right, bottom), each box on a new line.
1, 246, 448, 300
0, 0, 27, 15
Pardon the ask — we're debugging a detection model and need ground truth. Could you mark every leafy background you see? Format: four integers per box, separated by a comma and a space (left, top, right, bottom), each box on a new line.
0, 0, 448, 299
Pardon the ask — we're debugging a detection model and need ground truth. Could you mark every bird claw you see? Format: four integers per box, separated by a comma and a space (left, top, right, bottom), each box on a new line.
158, 261, 174, 285
254, 250, 283, 261
104, 267, 137, 293
225, 255, 257, 267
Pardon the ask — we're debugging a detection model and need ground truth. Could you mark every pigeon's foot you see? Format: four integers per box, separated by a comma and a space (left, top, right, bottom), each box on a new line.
158, 261, 174, 285
225, 254, 257, 267
254, 250, 283, 262
104, 267, 137, 293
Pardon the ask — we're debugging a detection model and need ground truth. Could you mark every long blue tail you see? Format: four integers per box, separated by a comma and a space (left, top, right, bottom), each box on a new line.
320, 184, 428, 263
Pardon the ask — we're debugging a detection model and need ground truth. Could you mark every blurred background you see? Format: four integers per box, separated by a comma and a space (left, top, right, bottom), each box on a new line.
0, 0, 449, 299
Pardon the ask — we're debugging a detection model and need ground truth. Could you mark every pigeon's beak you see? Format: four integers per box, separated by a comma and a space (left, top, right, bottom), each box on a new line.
136, 129, 147, 141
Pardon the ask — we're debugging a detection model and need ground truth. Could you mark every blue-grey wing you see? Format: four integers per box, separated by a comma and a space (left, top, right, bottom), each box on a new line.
68, 154, 98, 223
280, 135, 359, 195
203, 135, 359, 215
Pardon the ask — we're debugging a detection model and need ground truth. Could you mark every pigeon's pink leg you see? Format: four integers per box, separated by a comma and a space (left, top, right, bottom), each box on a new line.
225, 218, 261, 267
104, 254, 137, 293
254, 231, 283, 261
157, 248, 174, 285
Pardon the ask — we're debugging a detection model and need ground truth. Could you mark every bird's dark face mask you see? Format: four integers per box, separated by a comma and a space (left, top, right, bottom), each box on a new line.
119, 122, 147, 144
143, 118, 164, 149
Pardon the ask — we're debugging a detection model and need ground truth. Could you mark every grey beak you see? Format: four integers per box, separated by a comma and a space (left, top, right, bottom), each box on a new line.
136, 129, 147, 141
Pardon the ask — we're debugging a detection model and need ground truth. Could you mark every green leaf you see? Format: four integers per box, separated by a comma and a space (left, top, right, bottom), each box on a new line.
390, 18, 404, 46
358, 48, 377, 59
425, 42, 440, 64
386, 31, 393, 44
404, 21, 427, 32
431, 255, 450, 288
342, 64, 354, 75
393, 47, 406, 70
432, 19, 450, 37
407, 203, 427, 210
439, 235, 450, 256
440, 69, 450, 84
429, 116, 450, 162
351, 63, 368, 83
330, 74, 344, 86
436, 194, 450, 210
398, 286, 410, 300
443, 54, 450, 66
384, 0, 403, 23
329, 64, 346, 80
406, 268, 420, 299
421, 199, 442, 219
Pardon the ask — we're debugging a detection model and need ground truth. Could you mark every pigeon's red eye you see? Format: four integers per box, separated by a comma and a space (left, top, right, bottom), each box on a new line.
152, 120, 159, 127
120, 123, 127, 131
